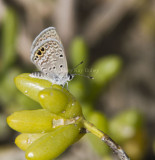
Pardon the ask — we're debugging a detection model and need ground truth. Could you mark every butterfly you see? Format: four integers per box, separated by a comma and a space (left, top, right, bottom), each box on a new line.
30, 27, 74, 87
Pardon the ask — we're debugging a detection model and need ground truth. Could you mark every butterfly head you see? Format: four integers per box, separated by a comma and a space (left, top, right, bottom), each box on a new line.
68, 73, 74, 81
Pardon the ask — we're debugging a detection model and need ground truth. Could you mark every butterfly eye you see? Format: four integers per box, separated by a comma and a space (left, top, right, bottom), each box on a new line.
69, 74, 72, 80
60, 55, 63, 58
60, 65, 63, 68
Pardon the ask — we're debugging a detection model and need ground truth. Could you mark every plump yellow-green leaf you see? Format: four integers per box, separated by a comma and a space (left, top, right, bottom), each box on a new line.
39, 88, 69, 114
14, 73, 52, 102
51, 84, 73, 98
25, 124, 84, 160
59, 100, 83, 119
15, 133, 45, 151
7, 109, 66, 133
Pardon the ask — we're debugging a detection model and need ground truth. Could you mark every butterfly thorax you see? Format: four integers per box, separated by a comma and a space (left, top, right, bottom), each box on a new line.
48, 73, 74, 86
29, 72, 74, 87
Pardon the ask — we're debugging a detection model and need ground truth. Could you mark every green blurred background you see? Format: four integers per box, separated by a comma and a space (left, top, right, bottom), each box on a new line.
0, 0, 155, 160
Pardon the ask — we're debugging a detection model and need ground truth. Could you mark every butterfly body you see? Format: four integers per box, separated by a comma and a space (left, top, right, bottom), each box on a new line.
30, 27, 73, 86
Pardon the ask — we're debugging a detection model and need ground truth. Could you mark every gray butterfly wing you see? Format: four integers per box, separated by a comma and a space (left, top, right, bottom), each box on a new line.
31, 38, 68, 84
30, 27, 63, 61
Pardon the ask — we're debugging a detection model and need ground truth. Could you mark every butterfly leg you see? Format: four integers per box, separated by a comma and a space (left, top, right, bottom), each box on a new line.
63, 82, 68, 90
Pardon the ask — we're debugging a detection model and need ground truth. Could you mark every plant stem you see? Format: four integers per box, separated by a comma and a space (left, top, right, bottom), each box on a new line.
82, 119, 130, 160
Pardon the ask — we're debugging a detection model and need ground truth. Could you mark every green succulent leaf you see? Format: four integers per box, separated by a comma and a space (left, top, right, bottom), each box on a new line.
14, 73, 52, 102
25, 124, 84, 160
7, 109, 66, 133
15, 133, 46, 151
39, 88, 69, 114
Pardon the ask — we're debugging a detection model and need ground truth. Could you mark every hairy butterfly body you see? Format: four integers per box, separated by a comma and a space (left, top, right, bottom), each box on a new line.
30, 27, 73, 86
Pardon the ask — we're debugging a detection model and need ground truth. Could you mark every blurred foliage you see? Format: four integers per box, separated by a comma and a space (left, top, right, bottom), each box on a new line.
70, 37, 88, 74
0, 6, 40, 142
68, 36, 147, 159
109, 110, 147, 160
0, 8, 40, 112
1, 7, 17, 72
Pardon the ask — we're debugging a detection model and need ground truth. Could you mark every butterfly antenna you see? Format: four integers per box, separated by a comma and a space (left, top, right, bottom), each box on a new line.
73, 73, 94, 79
70, 61, 84, 73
